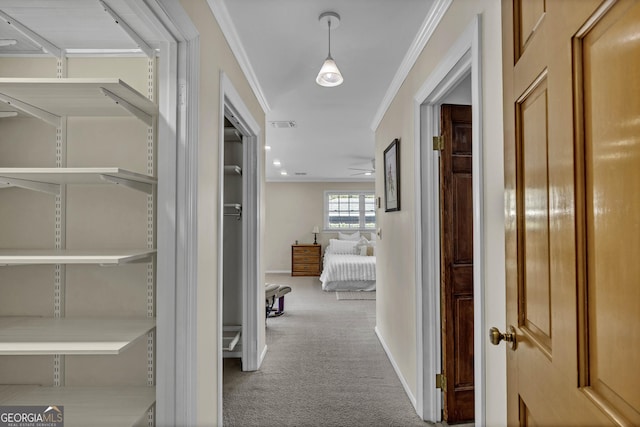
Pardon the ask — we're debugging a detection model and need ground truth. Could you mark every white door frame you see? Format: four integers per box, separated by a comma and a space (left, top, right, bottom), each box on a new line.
413, 15, 485, 424
217, 71, 263, 422
134, 1, 200, 425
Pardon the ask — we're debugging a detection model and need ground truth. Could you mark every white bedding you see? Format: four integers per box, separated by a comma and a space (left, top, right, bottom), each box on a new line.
320, 253, 376, 291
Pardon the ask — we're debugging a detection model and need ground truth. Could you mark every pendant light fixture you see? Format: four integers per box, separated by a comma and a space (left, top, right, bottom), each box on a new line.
316, 11, 343, 87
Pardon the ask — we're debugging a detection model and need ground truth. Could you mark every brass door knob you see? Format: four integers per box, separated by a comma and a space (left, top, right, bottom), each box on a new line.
489, 326, 517, 350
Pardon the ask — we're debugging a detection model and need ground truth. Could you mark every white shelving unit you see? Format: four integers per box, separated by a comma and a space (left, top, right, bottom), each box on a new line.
0, 385, 155, 427
0, 75, 158, 425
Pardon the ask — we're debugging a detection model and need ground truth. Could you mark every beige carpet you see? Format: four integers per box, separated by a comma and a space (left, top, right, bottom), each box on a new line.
223, 274, 426, 427
336, 291, 376, 300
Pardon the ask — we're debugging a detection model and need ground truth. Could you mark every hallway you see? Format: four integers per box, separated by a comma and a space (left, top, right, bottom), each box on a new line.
223, 274, 426, 426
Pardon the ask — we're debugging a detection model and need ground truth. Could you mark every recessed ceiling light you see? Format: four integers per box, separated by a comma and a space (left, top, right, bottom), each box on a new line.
0, 39, 17, 47
273, 159, 281, 167
280, 170, 288, 176
364, 172, 372, 176
0, 112, 18, 118
265, 145, 271, 151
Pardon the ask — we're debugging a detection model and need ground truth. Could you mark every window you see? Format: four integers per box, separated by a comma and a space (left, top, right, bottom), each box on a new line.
324, 191, 376, 230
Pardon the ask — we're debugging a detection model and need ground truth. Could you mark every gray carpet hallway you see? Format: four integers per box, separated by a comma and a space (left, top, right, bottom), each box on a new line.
223, 273, 427, 427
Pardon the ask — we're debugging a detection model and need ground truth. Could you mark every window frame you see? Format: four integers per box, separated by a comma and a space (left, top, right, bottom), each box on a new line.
323, 190, 376, 231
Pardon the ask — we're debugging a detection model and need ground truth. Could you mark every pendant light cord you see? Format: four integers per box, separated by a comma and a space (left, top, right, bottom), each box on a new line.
327, 20, 332, 58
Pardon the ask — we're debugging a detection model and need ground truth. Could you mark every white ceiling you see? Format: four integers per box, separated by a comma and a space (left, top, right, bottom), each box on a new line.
220, 0, 435, 181
0, 0, 437, 182
0, 1, 163, 54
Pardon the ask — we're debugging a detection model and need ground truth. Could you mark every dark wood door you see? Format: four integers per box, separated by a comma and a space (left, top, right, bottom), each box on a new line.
502, 1, 640, 424
439, 104, 474, 423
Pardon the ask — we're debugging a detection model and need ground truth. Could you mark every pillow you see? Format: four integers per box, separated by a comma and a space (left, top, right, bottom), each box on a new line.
355, 236, 373, 256
338, 231, 360, 241
369, 232, 377, 242
326, 238, 358, 254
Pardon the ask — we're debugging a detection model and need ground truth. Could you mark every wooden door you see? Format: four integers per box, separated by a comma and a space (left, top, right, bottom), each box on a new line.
440, 104, 474, 423
502, 0, 640, 425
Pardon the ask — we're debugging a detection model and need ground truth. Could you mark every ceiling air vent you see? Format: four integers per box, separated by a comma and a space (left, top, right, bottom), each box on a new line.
270, 121, 297, 129
294, 172, 307, 176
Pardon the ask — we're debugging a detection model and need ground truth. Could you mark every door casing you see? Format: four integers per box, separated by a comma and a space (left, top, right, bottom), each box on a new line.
413, 15, 485, 424
217, 71, 263, 425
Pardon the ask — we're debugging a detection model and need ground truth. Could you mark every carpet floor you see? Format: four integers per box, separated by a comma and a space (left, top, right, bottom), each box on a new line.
223, 274, 428, 427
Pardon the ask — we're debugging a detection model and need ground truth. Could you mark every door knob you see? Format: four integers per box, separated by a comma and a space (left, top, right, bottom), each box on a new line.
489, 326, 517, 350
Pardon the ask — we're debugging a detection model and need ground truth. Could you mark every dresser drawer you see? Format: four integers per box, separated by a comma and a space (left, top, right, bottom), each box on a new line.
293, 254, 320, 264
292, 246, 320, 256
292, 263, 320, 273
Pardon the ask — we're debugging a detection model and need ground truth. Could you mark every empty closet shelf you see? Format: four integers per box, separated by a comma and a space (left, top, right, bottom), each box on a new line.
0, 168, 156, 195
0, 78, 158, 125
224, 127, 242, 142
0, 317, 156, 355
0, 385, 155, 427
224, 203, 242, 219
224, 165, 242, 175
0, 249, 156, 265
223, 326, 241, 351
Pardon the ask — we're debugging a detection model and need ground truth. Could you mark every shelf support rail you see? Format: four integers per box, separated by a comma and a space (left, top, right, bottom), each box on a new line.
98, 0, 155, 59
0, 10, 63, 58
99, 88, 153, 126
100, 174, 154, 194
0, 92, 61, 127
0, 176, 60, 195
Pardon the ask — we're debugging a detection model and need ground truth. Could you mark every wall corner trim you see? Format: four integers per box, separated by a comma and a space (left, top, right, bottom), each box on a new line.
259, 345, 268, 368
206, 0, 271, 113
370, 0, 452, 132
374, 326, 417, 411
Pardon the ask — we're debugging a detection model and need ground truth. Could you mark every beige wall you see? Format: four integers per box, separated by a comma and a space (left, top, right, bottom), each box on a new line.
179, 1, 266, 425
265, 181, 375, 272
374, 1, 506, 424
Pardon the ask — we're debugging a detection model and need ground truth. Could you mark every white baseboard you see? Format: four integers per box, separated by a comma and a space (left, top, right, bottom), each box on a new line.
266, 270, 291, 274
375, 326, 418, 411
259, 344, 268, 368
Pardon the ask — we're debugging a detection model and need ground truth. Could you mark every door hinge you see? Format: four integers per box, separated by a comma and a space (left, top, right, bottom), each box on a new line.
433, 135, 444, 151
436, 373, 447, 391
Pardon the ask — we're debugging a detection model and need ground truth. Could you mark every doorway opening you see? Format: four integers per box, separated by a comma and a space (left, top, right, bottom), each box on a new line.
413, 15, 484, 424
217, 72, 263, 424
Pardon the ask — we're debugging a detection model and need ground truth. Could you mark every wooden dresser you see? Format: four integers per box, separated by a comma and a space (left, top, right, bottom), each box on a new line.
291, 244, 322, 276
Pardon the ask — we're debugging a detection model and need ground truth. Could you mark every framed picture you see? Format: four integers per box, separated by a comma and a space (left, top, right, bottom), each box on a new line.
384, 138, 400, 212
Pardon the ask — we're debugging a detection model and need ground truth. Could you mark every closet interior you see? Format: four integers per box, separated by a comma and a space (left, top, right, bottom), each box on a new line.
0, 58, 157, 426
222, 117, 244, 364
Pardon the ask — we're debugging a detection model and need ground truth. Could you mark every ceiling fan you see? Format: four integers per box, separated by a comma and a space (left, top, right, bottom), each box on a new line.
349, 159, 375, 176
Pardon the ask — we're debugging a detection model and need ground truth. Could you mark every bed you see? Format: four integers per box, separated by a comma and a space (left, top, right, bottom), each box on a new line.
319, 234, 376, 292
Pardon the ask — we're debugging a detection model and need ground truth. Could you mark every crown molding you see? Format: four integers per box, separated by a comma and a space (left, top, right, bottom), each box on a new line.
206, 0, 271, 113
266, 177, 375, 183
370, 0, 452, 131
